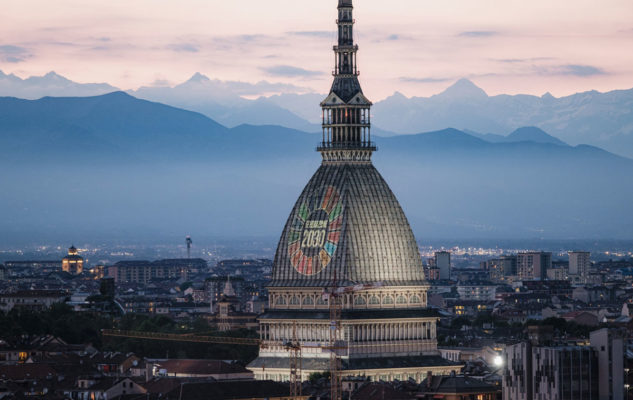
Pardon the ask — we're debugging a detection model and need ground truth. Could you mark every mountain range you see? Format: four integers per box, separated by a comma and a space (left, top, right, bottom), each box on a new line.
1, 92, 632, 244
3, 71, 633, 157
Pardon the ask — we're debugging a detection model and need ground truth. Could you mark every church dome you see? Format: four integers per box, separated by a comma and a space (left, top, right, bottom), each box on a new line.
269, 162, 425, 288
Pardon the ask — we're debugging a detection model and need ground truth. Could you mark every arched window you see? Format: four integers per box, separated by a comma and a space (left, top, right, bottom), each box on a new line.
275, 296, 287, 305
302, 296, 314, 305
383, 296, 394, 305
289, 296, 300, 305
369, 295, 380, 305
354, 296, 366, 306
410, 295, 420, 304
317, 296, 328, 305
396, 295, 407, 305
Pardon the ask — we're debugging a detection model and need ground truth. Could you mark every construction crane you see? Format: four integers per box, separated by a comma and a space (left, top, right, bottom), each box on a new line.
102, 281, 382, 400
102, 327, 305, 397
322, 277, 383, 400
185, 236, 192, 259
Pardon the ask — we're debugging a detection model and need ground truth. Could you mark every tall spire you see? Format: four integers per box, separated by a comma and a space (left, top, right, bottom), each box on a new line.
318, 0, 374, 163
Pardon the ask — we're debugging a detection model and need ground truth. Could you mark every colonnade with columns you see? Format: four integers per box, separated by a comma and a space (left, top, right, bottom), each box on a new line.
259, 318, 438, 357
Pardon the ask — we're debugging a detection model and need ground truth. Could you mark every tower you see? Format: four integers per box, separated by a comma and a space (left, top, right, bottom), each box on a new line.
186, 235, 192, 259
319, 0, 374, 163
62, 245, 84, 275
247, 0, 460, 383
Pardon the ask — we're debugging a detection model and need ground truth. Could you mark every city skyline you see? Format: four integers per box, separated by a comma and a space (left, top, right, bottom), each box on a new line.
2, 0, 633, 100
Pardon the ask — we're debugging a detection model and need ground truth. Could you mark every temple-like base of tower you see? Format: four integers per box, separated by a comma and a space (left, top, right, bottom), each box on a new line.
247, 355, 463, 383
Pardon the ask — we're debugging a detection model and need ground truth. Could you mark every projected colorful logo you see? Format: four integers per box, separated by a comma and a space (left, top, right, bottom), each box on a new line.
287, 186, 343, 275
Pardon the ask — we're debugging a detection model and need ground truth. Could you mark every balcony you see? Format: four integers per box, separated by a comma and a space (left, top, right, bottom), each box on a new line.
316, 141, 377, 152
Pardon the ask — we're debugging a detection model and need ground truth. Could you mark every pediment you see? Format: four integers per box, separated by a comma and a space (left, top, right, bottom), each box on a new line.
320, 93, 344, 107
320, 91, 372, 106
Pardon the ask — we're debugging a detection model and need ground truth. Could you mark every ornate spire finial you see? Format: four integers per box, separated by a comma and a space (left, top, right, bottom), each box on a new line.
318, 0, 374, 163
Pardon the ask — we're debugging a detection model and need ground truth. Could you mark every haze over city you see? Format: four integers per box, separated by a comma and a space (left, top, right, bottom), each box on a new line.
2, 1, 633, 400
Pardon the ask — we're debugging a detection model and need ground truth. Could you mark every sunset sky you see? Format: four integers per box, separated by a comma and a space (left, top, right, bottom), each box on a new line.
2, 0, 633, 100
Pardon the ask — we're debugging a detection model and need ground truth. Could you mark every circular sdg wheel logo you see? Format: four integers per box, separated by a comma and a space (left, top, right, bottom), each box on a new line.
287, 186, 343, 275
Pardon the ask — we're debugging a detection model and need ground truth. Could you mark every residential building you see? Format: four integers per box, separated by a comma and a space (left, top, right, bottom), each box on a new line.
427, 266, 440, 281
488, 255, 517, 282
436, 251, 452, 280
457, 281, 497, 301
107, 258, 206, 284
532, 346, 598, 399
517, 252, 552, 281
419, 372, 501, 400
547, 267, 568, 281
149, 359, 253, 380
503, 341, 599, 400
0, 290, 68, 312
590, 328, 626, 400
569, 251, 591, 283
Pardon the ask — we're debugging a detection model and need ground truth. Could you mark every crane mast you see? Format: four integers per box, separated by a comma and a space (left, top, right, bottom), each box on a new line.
102, 280, 382, 400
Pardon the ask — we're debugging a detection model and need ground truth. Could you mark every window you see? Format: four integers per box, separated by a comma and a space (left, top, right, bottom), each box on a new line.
354, 296, 366, 305
396, 296, 407, 304
369, 295, 380, 305
383, 296, 394, 305
302, 296, 314, 305
289, 296, 300, 305
275, 296, 286, 305
410, 295, 420, 304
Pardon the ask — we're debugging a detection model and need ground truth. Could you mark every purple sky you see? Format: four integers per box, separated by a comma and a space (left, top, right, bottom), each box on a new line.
2, 0, 633, 100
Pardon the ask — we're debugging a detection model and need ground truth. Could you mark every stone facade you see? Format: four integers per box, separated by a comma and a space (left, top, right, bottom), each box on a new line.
247, 0, 460, 383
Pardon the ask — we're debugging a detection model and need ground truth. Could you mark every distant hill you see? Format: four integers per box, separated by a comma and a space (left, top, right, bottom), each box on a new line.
5, 71, 633, 157
1, 92, 632, 244
467, 127, 568, 146
370, 79, 633, 157
128, 73, 320, 132
0, 70, 320, 132
0, 92, 227, 161
0, 70, 118, 99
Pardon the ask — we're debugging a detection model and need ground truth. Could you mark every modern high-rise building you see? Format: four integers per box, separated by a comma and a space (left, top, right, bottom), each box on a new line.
517, 252, 552, 281
569, 251, 591, 282
590, 328, 626, 400
488, 255, 517, 282
503, 341, 599, 400
435, 251, 451, 280
247, 0, 458, 382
